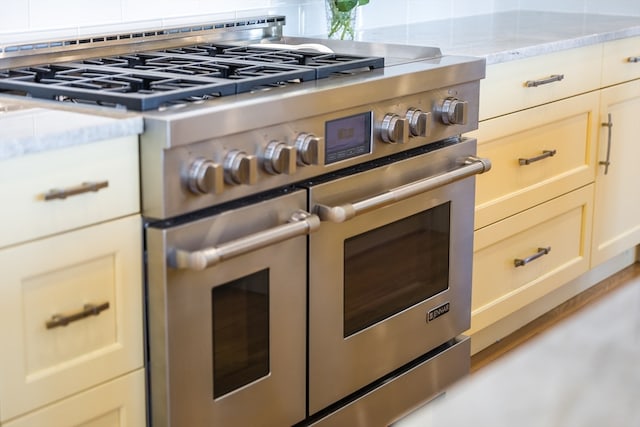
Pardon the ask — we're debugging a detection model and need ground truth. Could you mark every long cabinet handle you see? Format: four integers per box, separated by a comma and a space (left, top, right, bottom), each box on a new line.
628, 56, 640, 63
524, 74, 565, 87
46, 302, 110, 329
519, 149, 557, 166
44, 180, 109, 201
514, 247, 551, 268
315, 156, 492, 223
600, 113, 613, 175
170, 210, 320, 271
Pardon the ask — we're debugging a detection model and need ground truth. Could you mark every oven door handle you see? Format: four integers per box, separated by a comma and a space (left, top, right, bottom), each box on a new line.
168, 210, 320, 271
315, 156, 491, 223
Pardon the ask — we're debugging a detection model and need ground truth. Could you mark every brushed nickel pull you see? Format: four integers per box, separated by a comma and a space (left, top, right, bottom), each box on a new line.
524, 74, 565, 87
46, 302, 110, 329
315, 156, 492, 223
44, 180, 109, 201
600, 113, 613, 175
628, 56, 640, 63
514, 247, 551, 267
170, 210, 320, 271
519, 149, 557, 166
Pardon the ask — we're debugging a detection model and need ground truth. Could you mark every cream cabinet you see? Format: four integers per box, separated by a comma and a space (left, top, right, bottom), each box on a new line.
0, 136, 145, 425
591, 38, 640, 267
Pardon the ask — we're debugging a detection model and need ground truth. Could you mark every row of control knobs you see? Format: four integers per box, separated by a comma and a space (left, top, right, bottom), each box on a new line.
187, 98, 467, 195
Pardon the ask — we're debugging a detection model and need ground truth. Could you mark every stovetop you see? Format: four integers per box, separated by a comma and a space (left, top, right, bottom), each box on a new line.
0, 43, 385, 111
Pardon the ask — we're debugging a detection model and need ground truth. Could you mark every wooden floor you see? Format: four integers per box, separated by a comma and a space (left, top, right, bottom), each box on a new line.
470, 261, 640, 373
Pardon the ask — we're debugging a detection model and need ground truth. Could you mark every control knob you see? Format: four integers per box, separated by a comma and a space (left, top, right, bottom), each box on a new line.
295, 133, 323, 165
186, 158, 223, 195
263, 141, 297, 175
223, 150, 258, 185
405, 108, 432, 137
379, 113, 409, 143
439, 97, 468, 125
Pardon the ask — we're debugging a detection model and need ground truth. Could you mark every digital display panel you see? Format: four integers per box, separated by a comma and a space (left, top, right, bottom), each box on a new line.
325, 112, 372, 164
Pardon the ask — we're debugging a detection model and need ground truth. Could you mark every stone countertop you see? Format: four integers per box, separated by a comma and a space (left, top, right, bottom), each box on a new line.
397, 275, 640, 427
359, 11, 640, 64
0, 98, 143, 161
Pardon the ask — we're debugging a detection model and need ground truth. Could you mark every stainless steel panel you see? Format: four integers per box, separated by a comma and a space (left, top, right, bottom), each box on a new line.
307, 139, 477, 414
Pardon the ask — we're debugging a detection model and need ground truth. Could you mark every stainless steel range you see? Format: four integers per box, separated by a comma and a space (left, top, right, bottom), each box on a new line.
0, 16, 490, 426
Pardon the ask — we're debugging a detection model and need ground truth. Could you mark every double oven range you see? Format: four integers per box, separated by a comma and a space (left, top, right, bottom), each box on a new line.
0, 17, 489, 426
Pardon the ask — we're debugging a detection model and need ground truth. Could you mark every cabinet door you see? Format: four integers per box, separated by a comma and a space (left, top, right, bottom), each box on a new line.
591, 79, 640, 267
2, 369, 146, 427
0, 215, 143, 422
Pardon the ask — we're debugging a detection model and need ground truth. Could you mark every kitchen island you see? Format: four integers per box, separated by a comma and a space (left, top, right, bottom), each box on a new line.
397, 265, 640, 426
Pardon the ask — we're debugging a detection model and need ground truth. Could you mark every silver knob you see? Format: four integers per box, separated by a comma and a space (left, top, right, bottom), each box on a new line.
379, 113, 408, 143
295, 133, 323, 165
187, 158, 223, 195
263, 141, 297, 175
440, 98, 468, 125
223, 150, 258, 185
406, 108, 432, 137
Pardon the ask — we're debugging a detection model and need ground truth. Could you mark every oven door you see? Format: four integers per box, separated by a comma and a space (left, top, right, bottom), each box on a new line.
146, 189, 318, 427
306, 138, 489, 414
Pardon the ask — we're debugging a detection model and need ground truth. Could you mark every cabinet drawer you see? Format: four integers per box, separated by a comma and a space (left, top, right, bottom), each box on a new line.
470, 91, 599, 229
0, 136, 139, 248
469, 185, 593, 334
602, 36, 640, 87
0, 215, 143, 421
479, 44, 601, 120
3, 369, 146, 427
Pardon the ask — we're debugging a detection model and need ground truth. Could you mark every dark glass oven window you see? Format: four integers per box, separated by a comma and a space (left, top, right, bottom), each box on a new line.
343, 202, 450, 337
212, 269, 269, 398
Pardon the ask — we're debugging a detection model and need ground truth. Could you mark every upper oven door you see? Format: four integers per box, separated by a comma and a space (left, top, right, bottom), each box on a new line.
306, 138, 489, 414
146, 189, 318, 427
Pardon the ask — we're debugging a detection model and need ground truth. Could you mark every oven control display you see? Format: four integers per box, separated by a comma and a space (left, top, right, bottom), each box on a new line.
324, 112, 372, 164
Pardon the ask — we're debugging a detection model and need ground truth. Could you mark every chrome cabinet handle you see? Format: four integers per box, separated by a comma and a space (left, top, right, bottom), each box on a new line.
170, 210, 320, 271
524, 74, 565, 87
514, 247, 551, 268
46, 302, 110, 329
628, 56, 640, 63
44, 180, 109, 201
600, 113, 613, 175
315, 156, 492, 223
519, 149, 557, 166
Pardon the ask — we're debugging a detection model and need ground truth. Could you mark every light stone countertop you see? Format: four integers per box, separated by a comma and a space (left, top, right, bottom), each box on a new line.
397, 276, 640, 427
0, 98, 143, 161
359, 11, 640, 64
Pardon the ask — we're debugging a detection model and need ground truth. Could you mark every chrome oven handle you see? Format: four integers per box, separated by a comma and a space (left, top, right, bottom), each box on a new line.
168, 210, 320, 271
315, 156, 492, 223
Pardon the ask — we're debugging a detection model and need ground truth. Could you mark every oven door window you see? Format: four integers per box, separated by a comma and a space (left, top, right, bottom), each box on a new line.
212, 269, 269, 398
344, 202, 450, 337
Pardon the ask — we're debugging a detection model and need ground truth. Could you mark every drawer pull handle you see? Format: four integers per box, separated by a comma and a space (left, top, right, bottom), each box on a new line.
44, 180, 109, 201
45, 302, 110, 329
600, 113, 614, 175
514, 247, 551, 268
525, 74, 565, 87
519, 149, 557, 166
628, 56, 640, 63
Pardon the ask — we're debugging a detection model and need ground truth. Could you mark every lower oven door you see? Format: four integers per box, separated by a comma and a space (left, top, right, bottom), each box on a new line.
306, 138, 489, 414
146, 189, 318, 427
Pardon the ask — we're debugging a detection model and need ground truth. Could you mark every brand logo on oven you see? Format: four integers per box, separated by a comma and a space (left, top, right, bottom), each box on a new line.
427, 302, 450, 322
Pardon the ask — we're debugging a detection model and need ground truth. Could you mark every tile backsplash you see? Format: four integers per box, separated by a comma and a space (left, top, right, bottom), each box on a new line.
2, 0, 640, 45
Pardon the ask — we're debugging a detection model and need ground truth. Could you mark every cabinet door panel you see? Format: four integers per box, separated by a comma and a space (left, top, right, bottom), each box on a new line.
592, 80, 640, 267
0, 215, 143, 421
471, 185, 593, 334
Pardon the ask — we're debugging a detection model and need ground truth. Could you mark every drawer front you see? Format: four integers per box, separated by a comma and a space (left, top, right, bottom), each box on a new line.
471, 91, 599, 229
470, 185, 593, 334
480, 44, 602, 121
2, 369, 146, 427
0, 215, 143, 421
602, 36, 640, 87
0, 136, 139, 249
